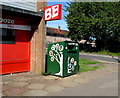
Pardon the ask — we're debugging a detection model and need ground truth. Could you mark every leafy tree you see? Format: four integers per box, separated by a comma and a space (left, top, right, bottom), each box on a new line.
64, 2, 120, 52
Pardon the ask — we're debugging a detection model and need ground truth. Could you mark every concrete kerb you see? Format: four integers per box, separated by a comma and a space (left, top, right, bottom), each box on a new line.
80, 53, 118, 59
93, 59, 119, 64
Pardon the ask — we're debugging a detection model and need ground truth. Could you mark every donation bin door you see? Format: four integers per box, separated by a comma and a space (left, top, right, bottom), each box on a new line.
63, 42, 79, 77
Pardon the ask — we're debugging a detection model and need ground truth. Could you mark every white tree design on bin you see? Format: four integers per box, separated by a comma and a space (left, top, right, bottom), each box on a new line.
49, 43, 64, 76
68, 57, 77, 73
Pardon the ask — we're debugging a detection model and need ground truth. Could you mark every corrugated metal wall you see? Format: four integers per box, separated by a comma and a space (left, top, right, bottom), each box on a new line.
0, 0, 37, 11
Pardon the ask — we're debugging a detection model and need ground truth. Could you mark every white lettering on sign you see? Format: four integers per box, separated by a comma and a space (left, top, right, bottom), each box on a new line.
0, 18, 15, 24
52, 5, 59, 18
45, 8, 52, 20
0, 24, 31, 31
45, 4, 62, 21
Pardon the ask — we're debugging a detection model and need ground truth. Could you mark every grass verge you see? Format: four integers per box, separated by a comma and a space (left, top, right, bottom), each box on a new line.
79, 59, 104, 72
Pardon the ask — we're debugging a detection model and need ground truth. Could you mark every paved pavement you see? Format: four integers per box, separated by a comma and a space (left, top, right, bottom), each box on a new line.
52, 64, 118, 96
80, 53, 119, 63
0, 63, 118, 96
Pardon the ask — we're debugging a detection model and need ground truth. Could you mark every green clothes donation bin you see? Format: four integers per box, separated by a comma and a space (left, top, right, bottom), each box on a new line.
47, 41, 79, 77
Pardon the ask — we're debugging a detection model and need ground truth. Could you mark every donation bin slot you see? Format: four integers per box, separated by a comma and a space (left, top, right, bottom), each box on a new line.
67, 43, 78, 51
68, 45, 75, 50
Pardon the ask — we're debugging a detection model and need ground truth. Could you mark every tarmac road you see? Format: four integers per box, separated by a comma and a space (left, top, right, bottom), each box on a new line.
79, 53, 119, 64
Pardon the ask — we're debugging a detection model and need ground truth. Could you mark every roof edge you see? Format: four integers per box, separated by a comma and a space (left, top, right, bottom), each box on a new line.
0, 4, 44, 17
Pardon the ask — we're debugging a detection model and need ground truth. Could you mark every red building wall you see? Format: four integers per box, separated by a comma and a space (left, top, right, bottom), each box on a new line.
1, 15, 31, 74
